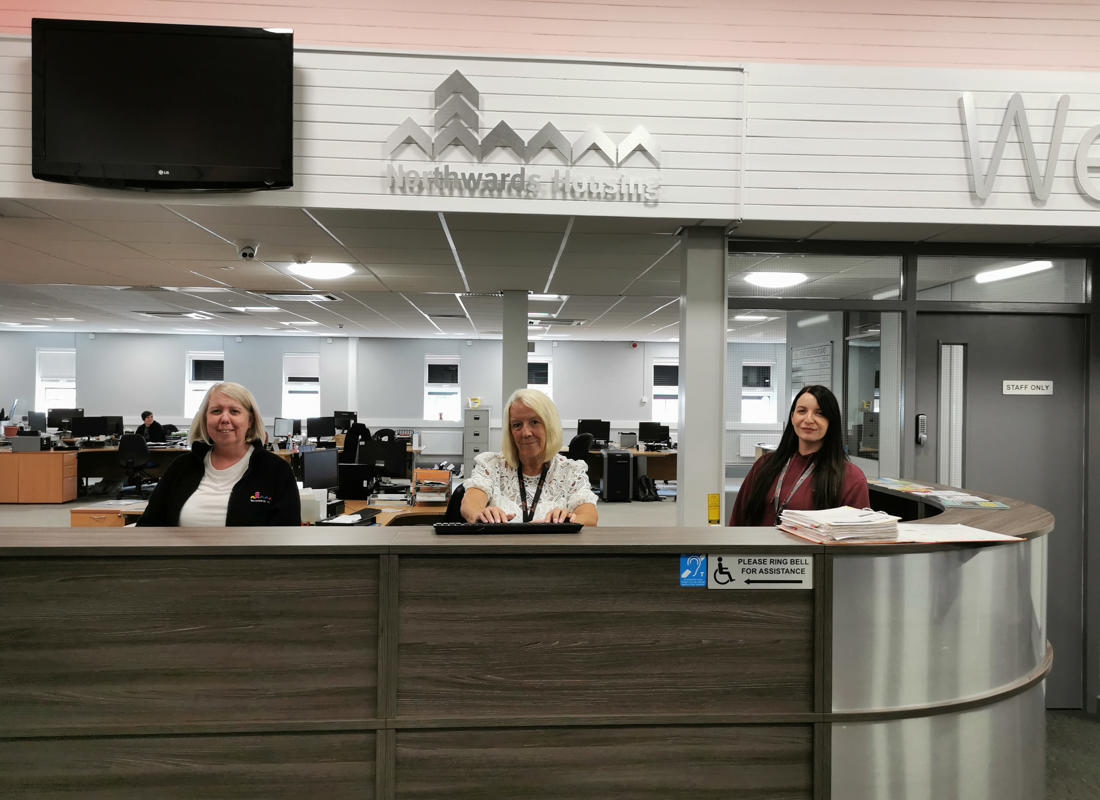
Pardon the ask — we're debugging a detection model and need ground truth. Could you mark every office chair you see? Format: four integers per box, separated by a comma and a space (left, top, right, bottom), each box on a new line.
386, 510, 446, 526
117, 433, 157, 499
162, 424, 178, 435
444, 484, 466, 522
567, 433, 595, 460
341, 423, 371, 464
373, 428, 396, 443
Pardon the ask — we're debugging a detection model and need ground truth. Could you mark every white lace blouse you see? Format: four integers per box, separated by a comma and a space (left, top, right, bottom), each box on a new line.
463, 452, 598, 522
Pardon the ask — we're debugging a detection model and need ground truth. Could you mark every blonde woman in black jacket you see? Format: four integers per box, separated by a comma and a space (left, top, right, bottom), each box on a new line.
137, 382, 299, 526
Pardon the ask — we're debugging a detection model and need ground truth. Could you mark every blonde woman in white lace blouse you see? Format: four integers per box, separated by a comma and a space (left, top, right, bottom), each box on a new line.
461, 388, 599, 526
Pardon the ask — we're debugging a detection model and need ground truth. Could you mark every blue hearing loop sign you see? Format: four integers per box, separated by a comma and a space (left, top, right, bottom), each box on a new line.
679, 554, 707, 587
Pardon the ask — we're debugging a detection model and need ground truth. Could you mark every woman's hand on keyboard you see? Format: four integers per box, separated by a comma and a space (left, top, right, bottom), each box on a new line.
538, 507, 574, 523
475, 505, 515, 523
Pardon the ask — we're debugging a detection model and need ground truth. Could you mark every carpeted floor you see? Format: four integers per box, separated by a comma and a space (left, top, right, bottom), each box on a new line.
1047, 711, 1100, 799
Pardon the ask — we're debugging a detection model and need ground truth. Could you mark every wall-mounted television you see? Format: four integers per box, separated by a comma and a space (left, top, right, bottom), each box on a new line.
32, 18, 293, 190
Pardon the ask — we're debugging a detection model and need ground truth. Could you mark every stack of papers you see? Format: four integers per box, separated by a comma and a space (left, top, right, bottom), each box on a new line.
778, 506, 900, 542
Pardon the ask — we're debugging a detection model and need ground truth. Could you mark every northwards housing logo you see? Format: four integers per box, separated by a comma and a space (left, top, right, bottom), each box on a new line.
385, 71, 661, 203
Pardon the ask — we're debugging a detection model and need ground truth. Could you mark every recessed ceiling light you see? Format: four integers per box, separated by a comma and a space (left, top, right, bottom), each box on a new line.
974, 260, 1053, 284
287, 262, 355, 280
733, 314, 768, 321
744, 272, 807, 288
527, 312, 552, 318
2, 322, 47, 328
796, 314, 829, 328
232, 306, 281, 313
530, 293, 566, 302
872, 288, 900, 300
174, 327, 211, 333
281, 320, 321, 326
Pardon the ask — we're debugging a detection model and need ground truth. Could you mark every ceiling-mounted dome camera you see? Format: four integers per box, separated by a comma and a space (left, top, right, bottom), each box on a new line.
238, 243, 258, 260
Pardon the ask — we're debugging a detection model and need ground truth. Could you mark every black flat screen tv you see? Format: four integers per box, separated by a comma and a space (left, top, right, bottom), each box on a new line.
32, 18, 293, 190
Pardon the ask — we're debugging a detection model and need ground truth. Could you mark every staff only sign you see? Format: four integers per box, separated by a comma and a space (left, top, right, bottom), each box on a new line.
385, 71, 661, 204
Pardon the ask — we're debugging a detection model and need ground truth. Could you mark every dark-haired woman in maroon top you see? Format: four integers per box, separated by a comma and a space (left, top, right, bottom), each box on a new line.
729, 385, 868, 527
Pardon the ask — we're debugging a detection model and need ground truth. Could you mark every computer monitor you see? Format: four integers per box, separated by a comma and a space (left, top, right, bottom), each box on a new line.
26, 410, 46, 433
577, 419, 611, 443
306, 416, 336, 439
301, 447, 339, 491
70, 415, 109, 438
103, 416, 124, 436
47, 407, 83, 429
358, 438, 407, 479
638, 421, 670, 444
273, 416, 294, 437
333, 410, 357, 431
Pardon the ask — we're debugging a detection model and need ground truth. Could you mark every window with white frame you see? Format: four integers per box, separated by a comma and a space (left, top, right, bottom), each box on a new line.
424, 357, 460, 421
651, 362, 679, 424
184, 351, 224, 419
282, 353, 320, 421
527, 357, 552, 399
35, 348, 76, 413
741, 362, 777, 423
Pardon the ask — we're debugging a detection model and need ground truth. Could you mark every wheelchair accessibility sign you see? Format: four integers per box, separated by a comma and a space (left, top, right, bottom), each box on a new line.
707, 554, 813, 590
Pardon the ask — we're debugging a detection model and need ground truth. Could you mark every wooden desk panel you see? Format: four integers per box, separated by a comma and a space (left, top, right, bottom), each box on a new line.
395, 726, 812, 800
397, 555, 814, 718
0, 454, 18, 502
0, 733, 376, 800
0, 556, 379, 735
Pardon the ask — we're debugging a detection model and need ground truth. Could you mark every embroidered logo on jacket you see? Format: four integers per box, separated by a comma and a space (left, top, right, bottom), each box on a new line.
249, 492, 272, 504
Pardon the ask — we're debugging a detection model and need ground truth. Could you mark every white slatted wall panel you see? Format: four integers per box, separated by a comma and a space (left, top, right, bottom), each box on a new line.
0, 37, 744, 218
745, 63, 1100, 223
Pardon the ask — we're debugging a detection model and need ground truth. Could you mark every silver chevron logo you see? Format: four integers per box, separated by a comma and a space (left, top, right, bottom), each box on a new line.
387, 70, 661, 167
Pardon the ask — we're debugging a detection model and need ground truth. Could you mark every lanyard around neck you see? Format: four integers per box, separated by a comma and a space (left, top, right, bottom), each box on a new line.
518, 462, 550, 523
772, 455, 815, 517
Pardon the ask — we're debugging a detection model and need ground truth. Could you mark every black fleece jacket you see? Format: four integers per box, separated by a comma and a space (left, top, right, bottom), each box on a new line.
137, 440, 300, 526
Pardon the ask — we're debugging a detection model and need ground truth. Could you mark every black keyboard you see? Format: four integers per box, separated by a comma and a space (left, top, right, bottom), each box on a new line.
433, 521, 584, 535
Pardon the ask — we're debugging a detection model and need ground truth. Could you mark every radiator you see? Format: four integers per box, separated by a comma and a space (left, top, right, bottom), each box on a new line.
738, 433, 781, 457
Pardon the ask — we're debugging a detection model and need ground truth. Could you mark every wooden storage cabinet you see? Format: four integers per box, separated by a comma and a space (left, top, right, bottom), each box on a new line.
0, 452, 78, 503
69, 508, 128, 527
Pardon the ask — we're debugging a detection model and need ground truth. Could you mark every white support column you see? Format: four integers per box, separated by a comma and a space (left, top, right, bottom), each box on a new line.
345, 336, 358, 412
677, 227, 727, 527
501, 290, 528, 411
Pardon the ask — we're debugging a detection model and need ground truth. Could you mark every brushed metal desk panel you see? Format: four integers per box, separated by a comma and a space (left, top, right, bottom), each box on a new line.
0, 556, 378, 734
831, 537, 1046, 712
397, 554, 814, 718
395, 726, 812, 800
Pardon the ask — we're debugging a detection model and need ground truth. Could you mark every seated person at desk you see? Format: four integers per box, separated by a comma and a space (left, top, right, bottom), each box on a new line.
137, 410, 166, 443
461, 388, 598, 526
137, 382, 300, 526
729, 384, 868, 527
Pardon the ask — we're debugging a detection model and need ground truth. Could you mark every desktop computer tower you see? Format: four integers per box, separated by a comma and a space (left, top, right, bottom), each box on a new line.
601, 449, 633, 502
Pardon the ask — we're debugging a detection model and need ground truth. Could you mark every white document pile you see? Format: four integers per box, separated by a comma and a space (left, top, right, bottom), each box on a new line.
778, 506, 900, 542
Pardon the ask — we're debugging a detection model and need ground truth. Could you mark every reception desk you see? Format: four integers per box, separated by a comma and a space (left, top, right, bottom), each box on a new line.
0, 486, 1051, 799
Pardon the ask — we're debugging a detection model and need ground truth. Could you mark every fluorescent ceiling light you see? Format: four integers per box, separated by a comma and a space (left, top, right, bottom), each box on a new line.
169, 286, 232, 294
530, 293, 566, 302
974, 260, 1053, 284
744, 272, 807, 288
232, 306, 281, 313
733, 314, 768, 321
174, 327, 211, 333
2, 322, 46, 328
872, 288, 900, 300
281, 320, 321, 326
796, 314, 829, 328
287, 262, 355, 280
527, 312, 552, 318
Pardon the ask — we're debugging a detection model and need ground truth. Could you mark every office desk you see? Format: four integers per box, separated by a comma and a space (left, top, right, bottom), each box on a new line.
571, 448, 677, 485
0, 450, 77, 503
0, 488, 1051, 799
274, 445, 422, 475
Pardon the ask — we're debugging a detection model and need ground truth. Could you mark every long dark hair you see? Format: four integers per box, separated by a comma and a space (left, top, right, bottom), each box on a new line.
741, 384, 849, 525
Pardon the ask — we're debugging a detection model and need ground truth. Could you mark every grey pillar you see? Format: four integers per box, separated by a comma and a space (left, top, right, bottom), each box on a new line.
677, 227, 727, 527
501, 290, 528, 412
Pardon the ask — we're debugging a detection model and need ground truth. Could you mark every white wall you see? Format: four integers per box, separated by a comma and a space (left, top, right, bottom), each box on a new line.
0, 332, 76, 419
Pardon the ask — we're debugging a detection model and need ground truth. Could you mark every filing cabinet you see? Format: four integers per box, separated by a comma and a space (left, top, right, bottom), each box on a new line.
462, 407, 490, 475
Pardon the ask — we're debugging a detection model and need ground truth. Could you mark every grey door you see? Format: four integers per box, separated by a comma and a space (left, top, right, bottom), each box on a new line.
915, 313, 1086, 709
